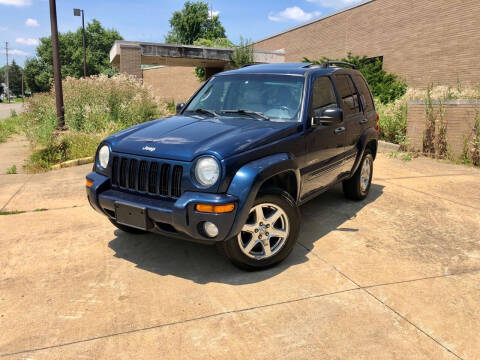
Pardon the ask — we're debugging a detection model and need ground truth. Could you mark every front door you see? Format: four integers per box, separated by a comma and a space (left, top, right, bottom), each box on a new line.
301, 76, 346, 200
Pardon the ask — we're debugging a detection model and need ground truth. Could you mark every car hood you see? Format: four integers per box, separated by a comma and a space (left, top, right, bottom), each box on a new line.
107, 115, 301, 161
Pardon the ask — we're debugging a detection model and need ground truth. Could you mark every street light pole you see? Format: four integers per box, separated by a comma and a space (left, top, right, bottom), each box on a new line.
74, 8, 87, 78
49, 0, 65, 129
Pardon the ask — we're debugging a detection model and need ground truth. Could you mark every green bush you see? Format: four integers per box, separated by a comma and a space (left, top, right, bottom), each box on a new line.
375, 98, 408, 144
22, 74, 171, 170
304, 53, 407, 104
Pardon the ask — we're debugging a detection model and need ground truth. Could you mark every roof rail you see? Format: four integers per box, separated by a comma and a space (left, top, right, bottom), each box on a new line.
301, 63, 321, 69
321, 61, 356, 69
241, 63, 266, 68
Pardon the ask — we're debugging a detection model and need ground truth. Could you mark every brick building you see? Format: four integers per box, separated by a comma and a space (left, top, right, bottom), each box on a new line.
255, 0, 480, 88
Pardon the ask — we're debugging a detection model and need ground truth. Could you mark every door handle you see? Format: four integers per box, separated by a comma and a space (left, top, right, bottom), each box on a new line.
334, 127, 346, 134
359, 118, 368, 124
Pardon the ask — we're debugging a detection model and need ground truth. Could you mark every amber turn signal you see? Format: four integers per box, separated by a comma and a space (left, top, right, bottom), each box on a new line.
195, 203, 235, 213
86, 179, 94, 188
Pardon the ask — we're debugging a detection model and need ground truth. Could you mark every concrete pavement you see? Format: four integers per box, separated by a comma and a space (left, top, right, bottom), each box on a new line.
0, 155, 479, 359
0, 136, 30, 175
0, 103, 24, 120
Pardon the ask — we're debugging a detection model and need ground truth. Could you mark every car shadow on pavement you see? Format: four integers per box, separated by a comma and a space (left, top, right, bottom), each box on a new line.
108, 183, 384, 284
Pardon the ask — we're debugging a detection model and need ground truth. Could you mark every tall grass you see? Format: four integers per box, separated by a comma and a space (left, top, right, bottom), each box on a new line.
376, 85, 480, 145
0, 114, 23, 143
22, 74, 171, 171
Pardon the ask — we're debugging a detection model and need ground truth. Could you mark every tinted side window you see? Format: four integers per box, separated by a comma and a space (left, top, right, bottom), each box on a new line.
334, 74, 360, 116
353, 74, 374, 112
310, 77, 337, 117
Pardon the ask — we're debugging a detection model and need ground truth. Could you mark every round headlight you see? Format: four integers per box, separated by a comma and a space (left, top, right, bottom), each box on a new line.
195, 157, 220, 187
98, 145, 110, 169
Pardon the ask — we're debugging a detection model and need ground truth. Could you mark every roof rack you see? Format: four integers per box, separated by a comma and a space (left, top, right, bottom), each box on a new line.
321, 61, 356, 69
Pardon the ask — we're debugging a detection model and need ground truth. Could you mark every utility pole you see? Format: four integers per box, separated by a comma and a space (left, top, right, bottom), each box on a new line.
21, 71, 24, 102
74, 8, 87, 77
5, 41, 10, 104
49, 0, 65, 129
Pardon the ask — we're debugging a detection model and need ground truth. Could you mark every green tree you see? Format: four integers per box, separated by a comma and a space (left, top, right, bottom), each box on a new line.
165, 1, 226, 44
231, 37, 254, 69
304, 53, 407, 104
23, 57, 52, 93
0, 59, 24, 96
24, 19, 122, 93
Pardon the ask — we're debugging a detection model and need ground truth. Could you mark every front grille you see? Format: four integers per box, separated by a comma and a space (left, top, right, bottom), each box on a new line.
110, 155, 183, 198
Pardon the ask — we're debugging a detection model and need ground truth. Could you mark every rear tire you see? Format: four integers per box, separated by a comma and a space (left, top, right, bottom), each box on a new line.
109, 218, 147, 234
218, 189, 300, 271
343, 148, 373, 201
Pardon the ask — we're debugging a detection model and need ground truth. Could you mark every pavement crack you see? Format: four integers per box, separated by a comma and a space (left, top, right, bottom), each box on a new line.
377, 179, 480, 211
376, 173, 475, 181
0, 205, 86, 216
297, 241, 465, 359
0, 175, 34, 212
0, 286, 361, 358
363, 269, 480, 289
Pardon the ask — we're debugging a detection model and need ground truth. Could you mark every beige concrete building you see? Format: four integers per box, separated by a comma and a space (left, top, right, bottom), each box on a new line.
143, 66, 200, 102
112, 0, 479, 98
110, 41, 284, 101
255, 0, 480, 88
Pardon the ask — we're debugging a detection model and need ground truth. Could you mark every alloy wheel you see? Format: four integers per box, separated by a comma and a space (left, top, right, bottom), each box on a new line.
360, 156, 371, 193
237, 203, 290, 260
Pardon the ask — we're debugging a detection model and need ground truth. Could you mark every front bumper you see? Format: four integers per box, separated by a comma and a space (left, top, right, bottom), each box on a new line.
86, 172, 238, 244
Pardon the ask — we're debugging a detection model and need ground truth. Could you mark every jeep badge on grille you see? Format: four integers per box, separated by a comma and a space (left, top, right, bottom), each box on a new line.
142, 146, 155, 152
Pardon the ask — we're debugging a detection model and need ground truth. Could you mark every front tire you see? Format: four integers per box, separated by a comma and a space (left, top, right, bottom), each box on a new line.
218, 190, 300, 271
343, 148, 374, 201
109, 218, 147, 234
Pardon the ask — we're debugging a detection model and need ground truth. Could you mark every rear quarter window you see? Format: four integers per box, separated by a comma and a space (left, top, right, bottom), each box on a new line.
333, 74, 361, 116
352, 75, 375, 112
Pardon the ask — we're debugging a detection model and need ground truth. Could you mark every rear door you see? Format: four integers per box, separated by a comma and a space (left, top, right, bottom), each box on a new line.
302, 75, 346, 199
332, 74, 364, 174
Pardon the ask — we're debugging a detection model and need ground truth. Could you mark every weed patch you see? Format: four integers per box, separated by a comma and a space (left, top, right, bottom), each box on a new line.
22, 74, 173, 171
6, 165, 17, 174
0, 115, 23, 143
0, 210, 26, 215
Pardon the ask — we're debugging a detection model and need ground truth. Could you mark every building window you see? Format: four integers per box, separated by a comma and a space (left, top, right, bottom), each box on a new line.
363, 56, 383, 68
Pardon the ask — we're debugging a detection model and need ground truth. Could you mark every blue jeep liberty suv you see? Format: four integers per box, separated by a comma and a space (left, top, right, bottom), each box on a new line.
86, 62, 378, 270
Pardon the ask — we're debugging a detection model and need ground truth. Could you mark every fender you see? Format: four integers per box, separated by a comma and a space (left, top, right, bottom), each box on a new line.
225, 153, 301, 239
350, 128, 378, 175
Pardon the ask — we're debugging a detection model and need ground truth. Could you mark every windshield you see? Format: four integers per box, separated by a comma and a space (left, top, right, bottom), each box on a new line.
184, 74, 305, 122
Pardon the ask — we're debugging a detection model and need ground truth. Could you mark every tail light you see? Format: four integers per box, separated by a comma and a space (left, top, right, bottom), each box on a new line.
375, 113, 379, 132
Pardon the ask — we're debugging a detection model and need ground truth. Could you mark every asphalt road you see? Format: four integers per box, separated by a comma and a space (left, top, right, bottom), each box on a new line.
0, 153, 479, 359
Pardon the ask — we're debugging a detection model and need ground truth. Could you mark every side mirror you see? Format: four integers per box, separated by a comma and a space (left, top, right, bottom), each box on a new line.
176, 102, 186, 114
312, 107, 343, 126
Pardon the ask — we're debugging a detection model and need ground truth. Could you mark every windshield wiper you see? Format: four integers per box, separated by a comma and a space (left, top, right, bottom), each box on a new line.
189, 108, 218, 117
221, 109, 270, 121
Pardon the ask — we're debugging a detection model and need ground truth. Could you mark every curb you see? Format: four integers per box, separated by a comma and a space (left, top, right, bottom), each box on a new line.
50, 156, 93, 170
378, 140, 401, 153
